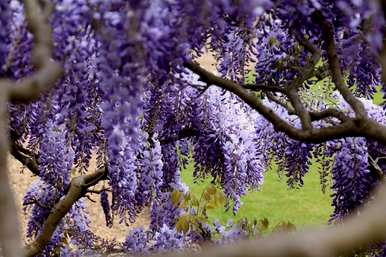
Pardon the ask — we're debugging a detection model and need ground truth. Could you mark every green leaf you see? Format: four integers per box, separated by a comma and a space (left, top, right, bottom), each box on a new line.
202, 191, 211, 201
206, 185, 217, 195
216, 191, 226, 206
206, 203, 216, 209
171, 190, 182, 207
176, 215, 190, 234
184, 193, 191, 202
256, 217, 269, 232
191, 197, 200, 207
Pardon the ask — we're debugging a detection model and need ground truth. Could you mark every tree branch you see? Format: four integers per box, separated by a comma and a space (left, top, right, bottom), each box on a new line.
186, 61, 373, 143
244, 84, 286, 93
265, 93, 294, 113
309, 108, 349, 123
286, 87, 312, 130
0, 1, 62, 254
160, 127, 198, 145
285, 36, 322, 131
10, 141, 39, 176
6, 0, 63, 104
186, 61, 386, 146
0, 88, 22, 257
316, 12, 367, 120
265, 92, 348, 123
24, 168, 107, 257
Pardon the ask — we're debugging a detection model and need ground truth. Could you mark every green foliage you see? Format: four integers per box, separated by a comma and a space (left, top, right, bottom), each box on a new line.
174, 184, 297, 240
173, 185, 226, 234
245, 71, 256, 85
373, 85, 385, 105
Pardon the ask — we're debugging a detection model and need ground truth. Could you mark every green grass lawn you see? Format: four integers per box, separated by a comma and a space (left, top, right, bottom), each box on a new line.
179, 84, 384, 230
181, 160, 333, 229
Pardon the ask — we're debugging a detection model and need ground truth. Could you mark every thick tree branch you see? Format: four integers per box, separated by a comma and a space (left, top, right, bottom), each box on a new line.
6, 0, 63, 104
185, 61, 374, 143
186, 61, 386, 146
0, 1, 63, 254
24, 168, 107, 257
0, 89, 22, 257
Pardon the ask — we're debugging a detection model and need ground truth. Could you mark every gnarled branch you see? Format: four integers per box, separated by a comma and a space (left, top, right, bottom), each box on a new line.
6, 0, 63, 104
315, 12, 367, 120
0, 1, 63, 255
24, 168, 107, 257
186, 61, 386, 146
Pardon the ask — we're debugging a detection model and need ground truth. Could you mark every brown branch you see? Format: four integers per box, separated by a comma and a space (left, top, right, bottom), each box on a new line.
286, 87, 312, 130
6, 0, 63, 104
160, 127, 198, 145
86, 188, 111, 194
265, 93, 348, 123
285, 37, 321, 131
9, 138, 109, 256
265, 93, 347, 123
316, 12, 367, 119
23, 199, 51, 209
369, 155, 386, 181
10, 141, 39, 176
0, 1, 62, 254
244, 84, 286, 93
266, 93, 294, 113
186, 61, 386, 146
0, 89, 22, 257
186, 61, 374, 143
24, 168, 107, 257
309, 108, 349, 123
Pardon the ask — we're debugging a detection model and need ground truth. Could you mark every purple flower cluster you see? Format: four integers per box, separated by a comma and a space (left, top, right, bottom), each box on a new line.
0, 0, 11, 76
150, 191, 184, 231
39, 121, 74, 189
153, 224, 187, 252
23, 179, 62, 239
123, 227, 149, 254
136, 134, 164, 205
23, 179, 95, 256
330, 137, 378, 220
254, 14, 307, 87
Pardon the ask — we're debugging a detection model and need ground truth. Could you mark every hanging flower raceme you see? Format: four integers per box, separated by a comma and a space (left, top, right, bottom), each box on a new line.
39, 121, 75, 189
0, 0, 12, 76
94, 1, 147, 221
330, 137, 378, 220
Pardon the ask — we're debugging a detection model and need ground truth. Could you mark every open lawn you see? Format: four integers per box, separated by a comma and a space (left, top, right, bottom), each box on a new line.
181, 160, 333, 229
179, 84, 384, 230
